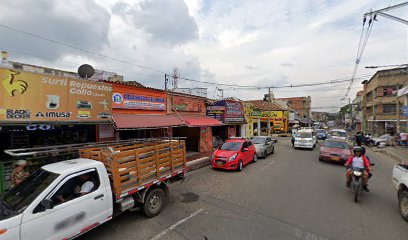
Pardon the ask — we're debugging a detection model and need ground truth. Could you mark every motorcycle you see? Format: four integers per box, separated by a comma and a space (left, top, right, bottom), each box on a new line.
348, 164, 374, 203
350, 167, 365, 203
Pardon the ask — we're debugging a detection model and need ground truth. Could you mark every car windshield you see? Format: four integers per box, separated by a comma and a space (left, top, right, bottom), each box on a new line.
379, 134, 389, 139
323, 141, 350, 149
331, 131, 347, 137
2, 168, 59, 213
296, 132, 312, 138
220, 142, 242, 151
316, 130, 326, 134
251, 137, 265, 144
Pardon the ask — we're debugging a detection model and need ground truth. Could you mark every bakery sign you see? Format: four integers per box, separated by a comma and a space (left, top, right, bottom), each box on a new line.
0, 68, 112, 122
112, 92, 165, 111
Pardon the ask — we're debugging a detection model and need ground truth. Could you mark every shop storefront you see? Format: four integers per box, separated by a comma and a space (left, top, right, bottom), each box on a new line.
110, 82, 184, 139
168, 92, 222, 152
0, 67, 112, 192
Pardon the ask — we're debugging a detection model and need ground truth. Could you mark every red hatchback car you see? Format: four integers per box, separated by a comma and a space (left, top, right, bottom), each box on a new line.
212, 138, 257, 171
319, 139, 352, 163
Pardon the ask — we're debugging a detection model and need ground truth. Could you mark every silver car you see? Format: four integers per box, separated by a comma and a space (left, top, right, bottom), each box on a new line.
251, 136, 275, 158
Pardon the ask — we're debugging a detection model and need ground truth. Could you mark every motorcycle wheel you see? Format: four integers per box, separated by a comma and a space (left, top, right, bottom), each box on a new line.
354, 183, 361, 203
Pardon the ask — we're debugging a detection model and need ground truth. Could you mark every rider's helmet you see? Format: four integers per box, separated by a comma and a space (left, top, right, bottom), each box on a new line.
353, 146, 363, 154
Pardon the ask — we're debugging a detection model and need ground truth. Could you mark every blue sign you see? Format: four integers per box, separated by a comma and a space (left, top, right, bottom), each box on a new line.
402, 106, 408, 117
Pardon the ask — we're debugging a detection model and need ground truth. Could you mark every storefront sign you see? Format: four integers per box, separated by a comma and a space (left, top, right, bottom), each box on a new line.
112, 92, 165, 110
207, 106, 225, 121
261, 111, 283, 118
0, 68, 112, 122
225, 101, 245, 123
252, 109, 262, 117
172, 96, 203, 112
402, 106, 408, 117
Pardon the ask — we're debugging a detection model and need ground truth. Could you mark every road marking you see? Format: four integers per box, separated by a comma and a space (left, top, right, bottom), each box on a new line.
260, 160, 276, 172
150, 208, 204, 240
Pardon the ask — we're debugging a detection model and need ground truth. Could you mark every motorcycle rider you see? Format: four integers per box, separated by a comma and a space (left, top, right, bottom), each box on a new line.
345, 146, 371, 192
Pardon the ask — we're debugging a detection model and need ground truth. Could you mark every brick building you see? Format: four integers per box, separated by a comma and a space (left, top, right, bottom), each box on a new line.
275, 96, 311, 119
362, 68, 408, 136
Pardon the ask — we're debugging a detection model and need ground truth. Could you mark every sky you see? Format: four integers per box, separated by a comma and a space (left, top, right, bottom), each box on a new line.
0, 0, 407, 112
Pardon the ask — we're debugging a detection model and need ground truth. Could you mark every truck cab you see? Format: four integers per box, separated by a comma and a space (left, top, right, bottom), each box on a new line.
392, 164, 408, 222
1, 159, 113, 240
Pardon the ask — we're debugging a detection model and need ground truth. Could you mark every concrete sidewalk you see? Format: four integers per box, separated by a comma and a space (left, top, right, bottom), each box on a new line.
186, 151, 212, 171
372, 146, 408, 164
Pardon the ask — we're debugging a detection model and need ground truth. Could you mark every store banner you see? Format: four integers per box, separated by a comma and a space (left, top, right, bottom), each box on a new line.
172, 96, 204, 112
206, 106, 225, 122
112, 92, 165, 110
0, 68, 112, 122
225, 101, 245, 123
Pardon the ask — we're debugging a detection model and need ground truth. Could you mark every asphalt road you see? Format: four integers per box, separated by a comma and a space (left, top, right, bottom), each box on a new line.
79, 138, 408, 240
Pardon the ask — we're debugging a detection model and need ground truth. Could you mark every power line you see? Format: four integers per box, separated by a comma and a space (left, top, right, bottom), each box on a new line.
0, 23, 167, 74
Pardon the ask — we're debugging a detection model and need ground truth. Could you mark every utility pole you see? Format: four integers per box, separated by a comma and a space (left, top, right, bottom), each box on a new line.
172, 67, 180, 90
364, 2, 408, 26
164, 74, 169, 92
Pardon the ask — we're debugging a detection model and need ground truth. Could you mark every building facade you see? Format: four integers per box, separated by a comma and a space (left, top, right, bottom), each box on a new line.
275, 96, 312, 119
362, 68, 408, 135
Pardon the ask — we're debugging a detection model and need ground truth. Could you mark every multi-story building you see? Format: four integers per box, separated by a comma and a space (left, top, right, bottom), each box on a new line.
352, 90, 364, 131
362, 68, 408, 136
275, 96, 311, 119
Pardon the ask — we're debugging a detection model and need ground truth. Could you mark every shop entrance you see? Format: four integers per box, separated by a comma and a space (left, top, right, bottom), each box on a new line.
173, 127, 200, 152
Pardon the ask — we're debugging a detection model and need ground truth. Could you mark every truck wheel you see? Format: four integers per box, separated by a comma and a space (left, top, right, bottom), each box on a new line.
143, 188, 166, 218
399, 191, 408, 222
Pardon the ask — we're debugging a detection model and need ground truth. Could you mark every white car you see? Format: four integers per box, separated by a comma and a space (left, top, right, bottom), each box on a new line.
329, 129, 348, 140
372, 134, 390, 146
294, 129, 317, 149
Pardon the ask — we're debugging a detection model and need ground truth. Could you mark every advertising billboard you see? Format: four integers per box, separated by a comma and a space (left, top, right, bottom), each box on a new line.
0, 68, 112, 122
224, 101, 245, 123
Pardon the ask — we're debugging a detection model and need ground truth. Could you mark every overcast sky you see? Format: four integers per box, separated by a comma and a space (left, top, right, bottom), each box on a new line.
1, 0, 407, 112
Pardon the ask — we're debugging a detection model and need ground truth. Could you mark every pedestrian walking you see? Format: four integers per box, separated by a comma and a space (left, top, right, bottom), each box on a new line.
400, 132, 407, 147
389, 131, 396, 147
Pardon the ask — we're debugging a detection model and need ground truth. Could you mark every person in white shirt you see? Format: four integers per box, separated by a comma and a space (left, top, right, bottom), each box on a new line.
74, 174, 95, 196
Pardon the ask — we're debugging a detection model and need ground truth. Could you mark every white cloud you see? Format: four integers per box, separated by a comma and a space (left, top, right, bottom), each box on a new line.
1, 0, 407, 112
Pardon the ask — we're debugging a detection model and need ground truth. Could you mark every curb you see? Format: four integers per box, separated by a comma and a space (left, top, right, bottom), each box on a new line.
371, 149, 404, 163
186, 157, 211, 172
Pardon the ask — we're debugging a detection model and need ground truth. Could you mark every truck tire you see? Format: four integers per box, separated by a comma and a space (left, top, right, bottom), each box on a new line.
399, 191, 408, 222
143, 188, 166, 218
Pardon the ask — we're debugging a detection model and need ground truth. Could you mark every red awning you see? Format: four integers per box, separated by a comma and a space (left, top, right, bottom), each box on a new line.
113, 114, 185, 129
179, 114, 223, 127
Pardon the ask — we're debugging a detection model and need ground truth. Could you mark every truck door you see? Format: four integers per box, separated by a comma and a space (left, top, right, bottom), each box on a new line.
20, 169, 110, 240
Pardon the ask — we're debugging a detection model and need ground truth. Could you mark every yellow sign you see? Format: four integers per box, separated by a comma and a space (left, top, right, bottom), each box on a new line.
261, 111, 283, 118
0, 68, 112, 122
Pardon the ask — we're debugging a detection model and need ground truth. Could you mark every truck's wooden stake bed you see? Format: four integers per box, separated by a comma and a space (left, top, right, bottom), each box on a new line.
0, 139, 186, 240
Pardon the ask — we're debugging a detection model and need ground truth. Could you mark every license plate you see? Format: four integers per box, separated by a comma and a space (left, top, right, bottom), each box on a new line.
331, 156, 341, 161
216, 162, 223, 166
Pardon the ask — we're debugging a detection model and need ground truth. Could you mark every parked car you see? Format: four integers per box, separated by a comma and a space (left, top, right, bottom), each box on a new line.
319, 139, 352, 163
372, 134, 390, 146
328, 129, 348, 140
251, 136, 275, 158
315, 129, 327, 140
212, 138, 257, 171
294, 129, 317, 149
392, 164, 408, 222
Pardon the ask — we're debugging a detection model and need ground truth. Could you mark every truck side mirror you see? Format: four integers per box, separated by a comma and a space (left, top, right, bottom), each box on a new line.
41, 199, 54, 211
